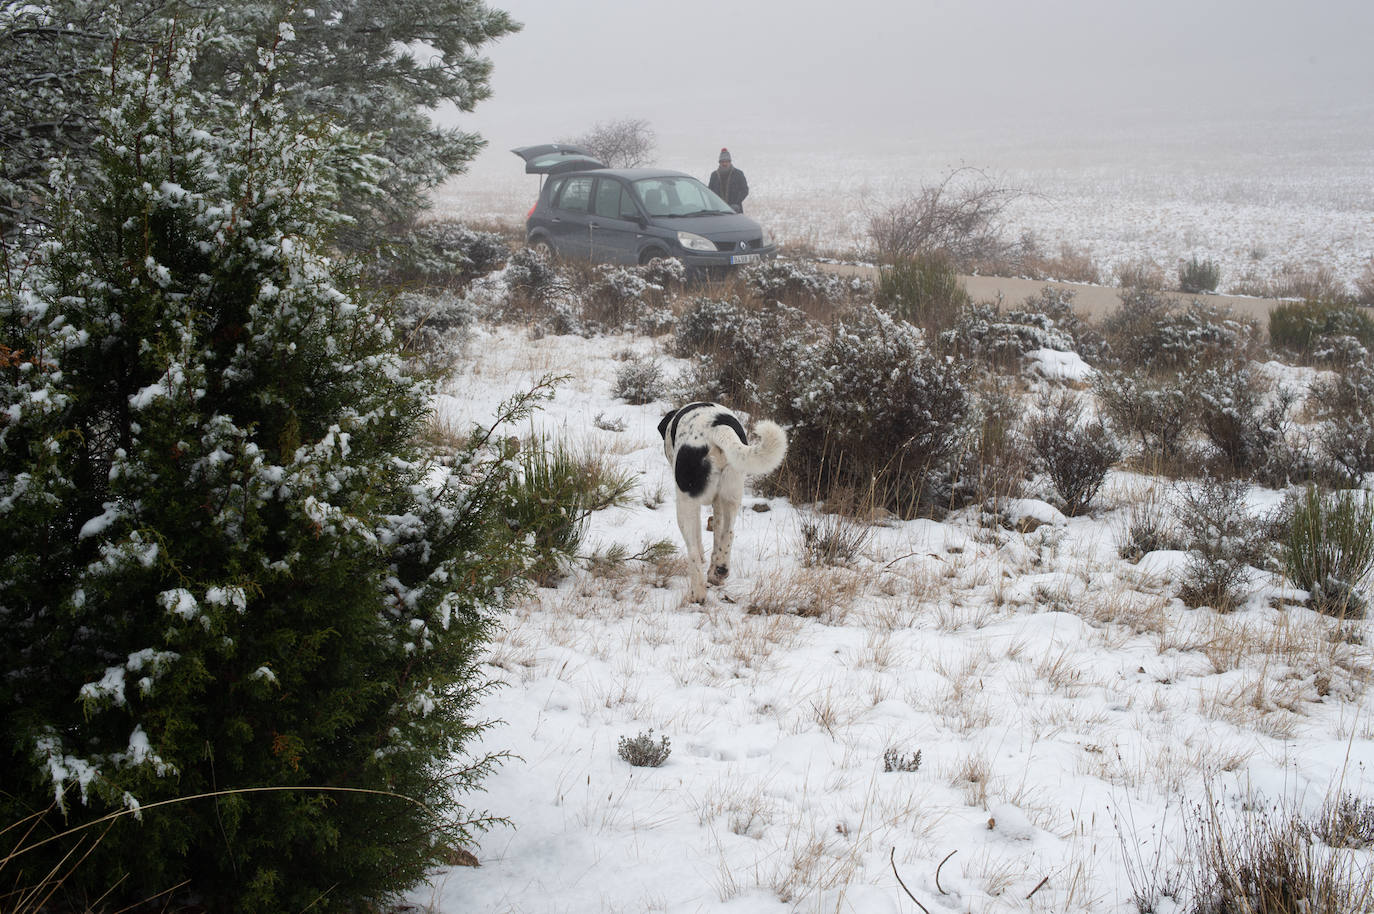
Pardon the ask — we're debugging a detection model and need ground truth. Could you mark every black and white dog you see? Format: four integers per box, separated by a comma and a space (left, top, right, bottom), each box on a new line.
658, 403, 787, 603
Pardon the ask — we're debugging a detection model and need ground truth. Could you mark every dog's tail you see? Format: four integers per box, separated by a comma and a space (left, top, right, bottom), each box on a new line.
710, 420, 787, 477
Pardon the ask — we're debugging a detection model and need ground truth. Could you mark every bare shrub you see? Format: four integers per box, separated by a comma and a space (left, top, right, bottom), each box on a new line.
583, 263, 675, 335
1027, 242, 1102, 284
1183, 794, 1374, 914
883, 748, 923, 773
957, 376, 1030, 504
799, 510, 874, 567
867, 166, 1020, 268
1117, 489, 1184, 562
1264, 262, 1352, 303
1174, 475, 1270, 611
1355, 259, 1374, 307
1027, 391, 1121, 516
1094, 369, 1195, 464
1115, 258, 1168, 291
568, 117, 656, 168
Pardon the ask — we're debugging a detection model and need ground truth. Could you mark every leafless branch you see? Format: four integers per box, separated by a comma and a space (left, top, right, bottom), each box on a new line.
889, 848, 931, 914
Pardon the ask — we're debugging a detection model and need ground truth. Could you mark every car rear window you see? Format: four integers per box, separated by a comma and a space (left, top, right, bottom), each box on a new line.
555, 176, 593, 213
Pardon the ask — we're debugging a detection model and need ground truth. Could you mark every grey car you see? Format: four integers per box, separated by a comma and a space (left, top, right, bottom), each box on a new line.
513, 144, 777, 274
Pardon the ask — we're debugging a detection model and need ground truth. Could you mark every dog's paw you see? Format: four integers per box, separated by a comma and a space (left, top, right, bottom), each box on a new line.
708, 564, 729, 585
683, 588, 708, 605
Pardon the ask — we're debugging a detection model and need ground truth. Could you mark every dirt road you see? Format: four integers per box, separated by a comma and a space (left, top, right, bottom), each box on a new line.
822, 263, 1285, 323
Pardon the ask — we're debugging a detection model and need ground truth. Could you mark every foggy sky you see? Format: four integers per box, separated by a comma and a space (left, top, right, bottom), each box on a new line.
439, 0, 1374, 172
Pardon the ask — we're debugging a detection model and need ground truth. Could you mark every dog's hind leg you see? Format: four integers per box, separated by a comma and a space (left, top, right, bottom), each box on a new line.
708, 484, 742, 586
676, 498, 708, 602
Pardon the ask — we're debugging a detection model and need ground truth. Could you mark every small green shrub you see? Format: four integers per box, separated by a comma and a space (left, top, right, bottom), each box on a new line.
1178, 256, 1222, 294
875, 252, 971, 343
1194, 360, 1301, 483
618, 730, 671, 768
1282, 486, 1374, 618
510, 436, 638, 585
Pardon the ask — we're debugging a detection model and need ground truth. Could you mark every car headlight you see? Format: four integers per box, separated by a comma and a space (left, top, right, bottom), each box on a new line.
677, 231, 716, 252
760, 226, 773, 247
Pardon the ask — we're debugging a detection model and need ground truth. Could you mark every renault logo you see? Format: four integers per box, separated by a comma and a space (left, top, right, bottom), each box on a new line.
738, 241, 747, 251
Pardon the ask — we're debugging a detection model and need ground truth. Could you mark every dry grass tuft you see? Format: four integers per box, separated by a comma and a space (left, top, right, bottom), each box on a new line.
745, 567, 863, 622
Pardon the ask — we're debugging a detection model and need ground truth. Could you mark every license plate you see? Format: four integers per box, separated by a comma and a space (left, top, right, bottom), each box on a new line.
730, 253, 761, 265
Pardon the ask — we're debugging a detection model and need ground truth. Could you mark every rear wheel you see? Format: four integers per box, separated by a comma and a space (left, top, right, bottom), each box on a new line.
532, 238, 557, 261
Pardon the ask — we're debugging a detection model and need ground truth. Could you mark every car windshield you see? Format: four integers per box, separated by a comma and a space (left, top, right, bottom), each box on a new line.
633, 176, 734, 217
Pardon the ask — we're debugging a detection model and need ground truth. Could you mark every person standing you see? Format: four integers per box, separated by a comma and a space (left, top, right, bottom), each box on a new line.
708, 147, 748, 213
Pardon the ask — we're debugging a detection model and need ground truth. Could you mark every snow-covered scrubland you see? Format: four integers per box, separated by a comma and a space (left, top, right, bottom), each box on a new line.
403, 263, 1374, 912
437, 117, 1374, 293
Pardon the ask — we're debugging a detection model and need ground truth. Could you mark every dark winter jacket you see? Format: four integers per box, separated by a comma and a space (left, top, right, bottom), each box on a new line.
708, 166, 748, 213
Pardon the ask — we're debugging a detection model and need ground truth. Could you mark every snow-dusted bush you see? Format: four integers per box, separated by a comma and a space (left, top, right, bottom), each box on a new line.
613, 354, 666, 405
1268, 300, 1374, 363
1174, 476, 1271, 611
1027, 392, 1121, 516
1195, 360, 1304, 484
1094, 368, 1195, 464
1102, 290, 1259, 372
775, 306, 974, 518
0, 28, 560, 911
617, 730, 672, 767
393, 290, 478, 374
371, 220, 509, 289
1282, 486, 1374, 619
1316, 355, 1374, 484
584, 264, 675, 335
742, 259, 868, 309
672, 297, 809, 408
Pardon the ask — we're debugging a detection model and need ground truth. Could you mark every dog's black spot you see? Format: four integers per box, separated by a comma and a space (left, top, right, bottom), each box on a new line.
711, 413, 747, 445
668, 401, 713, 445
674, 444, 711, 498
713, 564, 729, 579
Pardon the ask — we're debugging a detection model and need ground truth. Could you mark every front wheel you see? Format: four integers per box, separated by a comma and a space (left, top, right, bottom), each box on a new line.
638, 247, 669, 266
532, 238, 557, 261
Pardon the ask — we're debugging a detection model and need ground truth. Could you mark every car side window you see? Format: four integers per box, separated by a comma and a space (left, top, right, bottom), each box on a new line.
593, 179, 627, 220
556, 176, 593, 213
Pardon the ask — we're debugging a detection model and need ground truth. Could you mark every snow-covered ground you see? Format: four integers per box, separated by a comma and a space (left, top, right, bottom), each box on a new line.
405, 324, 1374, 914
436, 115, 1374, 293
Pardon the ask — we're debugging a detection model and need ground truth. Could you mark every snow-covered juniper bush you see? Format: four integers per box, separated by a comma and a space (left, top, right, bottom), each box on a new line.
0, 20, 560, 913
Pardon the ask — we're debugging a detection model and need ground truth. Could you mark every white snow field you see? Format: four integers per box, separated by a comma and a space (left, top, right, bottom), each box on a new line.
403, 319, 1374, 914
